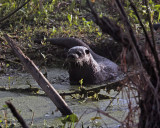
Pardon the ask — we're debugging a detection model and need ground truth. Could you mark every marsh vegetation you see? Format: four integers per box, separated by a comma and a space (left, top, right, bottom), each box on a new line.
0, 0, 160, 127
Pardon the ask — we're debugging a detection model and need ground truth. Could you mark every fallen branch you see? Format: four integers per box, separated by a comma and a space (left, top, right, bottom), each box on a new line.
60, 78, 123, 96
0, 87, 40, 94
4, 34, 72, 115
5, 101, 29, 128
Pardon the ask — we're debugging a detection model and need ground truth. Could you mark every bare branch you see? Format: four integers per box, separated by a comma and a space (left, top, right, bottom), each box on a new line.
129, 0, 160, 75
115, 0, 157, 85
86, 0, 130, 47
0, 0, 31, 23
5, 101, 29, 128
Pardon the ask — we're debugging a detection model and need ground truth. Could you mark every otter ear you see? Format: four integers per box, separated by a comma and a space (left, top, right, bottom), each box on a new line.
85, 49, 90, 54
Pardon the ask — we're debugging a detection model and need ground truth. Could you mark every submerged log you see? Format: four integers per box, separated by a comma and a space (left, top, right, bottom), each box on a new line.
4, 34, 72, 115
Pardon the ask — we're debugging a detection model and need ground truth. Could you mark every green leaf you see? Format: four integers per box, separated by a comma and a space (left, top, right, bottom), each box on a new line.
154, 5, 160, 11
82, 18, 86, 22
28, 44, 32, 48
2, 104, 8, 108
44, 37, 47, 41
97, 32, 102, 37
79, 79, 83, 86
52, 26, 57, 34
155, 5, 160, 8
8, 76, 11, 81
69, 113, 78, 122
149, 0, 153, 5
67, 14, 72, 23
90, 116, 102, 121
158, 12, 160, 22
74, 15, 78, 25
62, 114, 78, 124
6, 63, 10, 67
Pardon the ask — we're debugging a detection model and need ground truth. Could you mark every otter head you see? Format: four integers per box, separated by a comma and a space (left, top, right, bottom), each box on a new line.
67, 46, 103, 85
67, 46, 91, 66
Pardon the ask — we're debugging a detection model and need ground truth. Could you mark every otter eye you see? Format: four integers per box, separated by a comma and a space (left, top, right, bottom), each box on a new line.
85, 49, 89, 54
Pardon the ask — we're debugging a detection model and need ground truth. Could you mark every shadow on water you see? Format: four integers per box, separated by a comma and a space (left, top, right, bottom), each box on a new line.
0, 67, 136, 127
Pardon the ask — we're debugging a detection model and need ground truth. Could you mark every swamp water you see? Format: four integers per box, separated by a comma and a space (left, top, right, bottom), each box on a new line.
0, 68, 137, 128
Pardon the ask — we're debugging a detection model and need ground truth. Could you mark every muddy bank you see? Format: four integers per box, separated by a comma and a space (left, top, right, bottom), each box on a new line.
0, 37, 122, 76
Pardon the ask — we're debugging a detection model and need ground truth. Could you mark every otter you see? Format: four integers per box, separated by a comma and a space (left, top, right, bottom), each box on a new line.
34, 37, 121, 85
67, 46, 120, 85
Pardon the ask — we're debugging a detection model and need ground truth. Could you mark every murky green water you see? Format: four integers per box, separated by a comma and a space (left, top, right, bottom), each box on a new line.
0, 68, 137, 128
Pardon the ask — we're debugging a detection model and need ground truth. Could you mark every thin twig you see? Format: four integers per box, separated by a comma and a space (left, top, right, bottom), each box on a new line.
145, 0, 160, 76
74, 109, 88, 128
0, 0, 31, 23
105, 91, 120, 111
129, 0, 160, 76
5, 101, 29, 128
115, 0, 141, 63
0, 57, 22, 66
86, 0, 101, 25
95, 108, 123, 124
115, 0, 157, 85
144, 0, 156, 47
